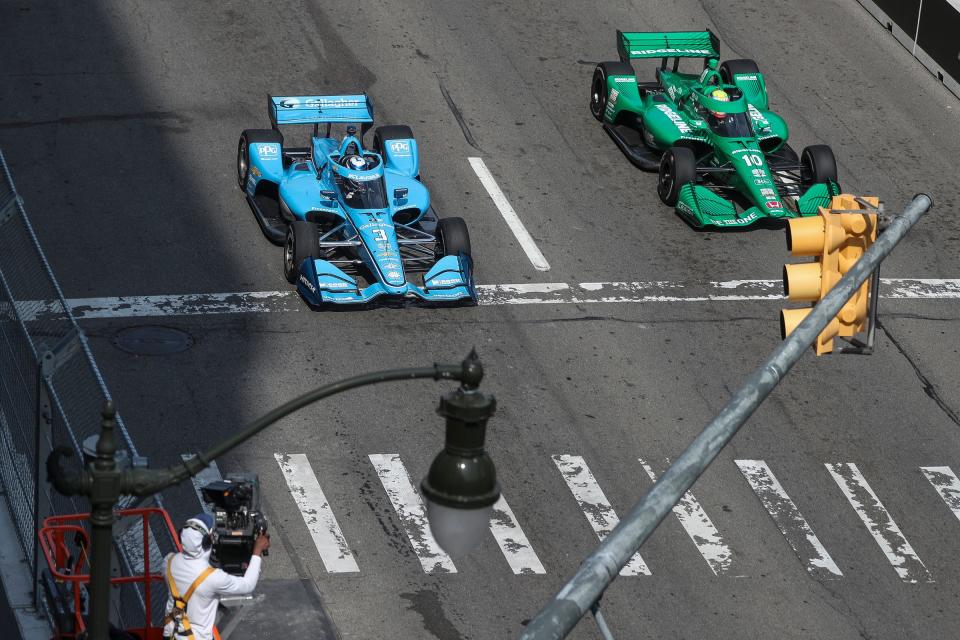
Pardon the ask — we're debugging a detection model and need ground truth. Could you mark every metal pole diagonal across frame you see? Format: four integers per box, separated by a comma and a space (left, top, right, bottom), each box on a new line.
520, 193, 932, 640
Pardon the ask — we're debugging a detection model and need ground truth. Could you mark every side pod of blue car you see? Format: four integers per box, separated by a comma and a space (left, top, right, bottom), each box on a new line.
237, 94, 476, 308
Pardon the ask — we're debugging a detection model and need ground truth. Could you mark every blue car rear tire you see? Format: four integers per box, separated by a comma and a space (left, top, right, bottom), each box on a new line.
238, 129, 283, 188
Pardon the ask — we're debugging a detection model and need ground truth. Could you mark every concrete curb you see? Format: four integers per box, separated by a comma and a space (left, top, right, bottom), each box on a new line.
0, 490, 51, 640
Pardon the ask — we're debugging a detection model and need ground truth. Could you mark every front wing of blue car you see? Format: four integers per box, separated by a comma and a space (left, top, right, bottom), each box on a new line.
295, 254, 476, 307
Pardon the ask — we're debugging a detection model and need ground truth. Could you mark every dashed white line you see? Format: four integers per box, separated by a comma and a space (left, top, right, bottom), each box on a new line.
736, 459, 842, 579
639, 458, 735, 575
552, 454, 651, 576
369, 453, 457, 574
826, 462, 932, 583
488, 495, 546, 575
14, 278, 960, 320
275, 453, 359, 573
468, 157, 551, 271
920, 466, 960, 524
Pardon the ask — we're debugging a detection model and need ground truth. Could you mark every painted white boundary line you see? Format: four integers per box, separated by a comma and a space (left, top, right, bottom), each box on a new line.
275, 453, 359, 573
640, 458, 734, 575
488, 495, 546, 575
736, 460, 842, 579
468, 157, 551, 271
369, 453, 457, 574
13, 278, 960, 319
552, 454, 651, 576
920, 466, 960, 524
826, 462, 932, 583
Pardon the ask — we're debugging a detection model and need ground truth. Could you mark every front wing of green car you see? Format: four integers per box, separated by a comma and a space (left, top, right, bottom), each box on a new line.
676, 181, 841, 228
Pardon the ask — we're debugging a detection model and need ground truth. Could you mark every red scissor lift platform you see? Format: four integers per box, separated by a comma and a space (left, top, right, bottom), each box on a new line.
38, 507, 179, 640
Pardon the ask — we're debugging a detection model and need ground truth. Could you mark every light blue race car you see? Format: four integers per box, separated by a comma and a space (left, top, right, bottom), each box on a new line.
237, 94, 476, 308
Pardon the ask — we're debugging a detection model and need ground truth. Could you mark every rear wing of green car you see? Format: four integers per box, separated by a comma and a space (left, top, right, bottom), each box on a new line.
616, 30, 720, 62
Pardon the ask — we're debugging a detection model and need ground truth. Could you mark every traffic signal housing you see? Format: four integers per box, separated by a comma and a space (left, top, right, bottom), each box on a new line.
781, 195, 879, 355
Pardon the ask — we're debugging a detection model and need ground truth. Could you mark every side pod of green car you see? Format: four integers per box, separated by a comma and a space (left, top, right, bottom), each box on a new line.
589, 30, 841, 228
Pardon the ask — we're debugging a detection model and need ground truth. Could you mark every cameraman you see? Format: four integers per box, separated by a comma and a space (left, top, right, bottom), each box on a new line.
162, 513, 270, 640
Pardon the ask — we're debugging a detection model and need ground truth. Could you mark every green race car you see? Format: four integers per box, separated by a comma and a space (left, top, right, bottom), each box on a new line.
590, 30, 841, 228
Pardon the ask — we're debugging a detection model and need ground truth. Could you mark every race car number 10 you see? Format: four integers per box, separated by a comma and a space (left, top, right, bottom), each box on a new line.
740, 153, 764, 167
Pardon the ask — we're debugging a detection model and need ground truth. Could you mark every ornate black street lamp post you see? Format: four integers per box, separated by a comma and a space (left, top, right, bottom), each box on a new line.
46, 351, 499, 640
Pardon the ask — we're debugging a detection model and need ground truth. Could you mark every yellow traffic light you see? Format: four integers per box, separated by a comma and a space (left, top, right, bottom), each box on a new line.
781, 195, 879, 355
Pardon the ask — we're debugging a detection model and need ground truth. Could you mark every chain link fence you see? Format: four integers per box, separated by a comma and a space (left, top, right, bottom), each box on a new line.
0, 148, 177, 632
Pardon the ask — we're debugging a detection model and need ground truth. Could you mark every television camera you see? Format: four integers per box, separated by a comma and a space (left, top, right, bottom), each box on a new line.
200, 473, 268, 575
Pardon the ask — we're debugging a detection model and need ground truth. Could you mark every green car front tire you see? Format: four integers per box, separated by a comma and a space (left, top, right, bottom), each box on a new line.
801, 145, 838, 185
657, 147, 696, 206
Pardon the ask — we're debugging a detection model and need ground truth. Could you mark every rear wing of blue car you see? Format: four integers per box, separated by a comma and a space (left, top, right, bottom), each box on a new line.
616, 30, 719, 61
267, 94, 374, 127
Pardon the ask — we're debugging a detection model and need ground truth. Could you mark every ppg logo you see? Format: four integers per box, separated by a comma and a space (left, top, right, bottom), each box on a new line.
389, 141, 411, 154
259, 144, 279, 157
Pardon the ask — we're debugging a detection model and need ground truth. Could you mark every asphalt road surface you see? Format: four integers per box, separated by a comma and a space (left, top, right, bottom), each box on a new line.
3, 1, 960, 638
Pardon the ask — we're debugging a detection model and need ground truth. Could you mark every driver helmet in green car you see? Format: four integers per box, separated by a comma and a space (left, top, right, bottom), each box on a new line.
709, 88, 730, 119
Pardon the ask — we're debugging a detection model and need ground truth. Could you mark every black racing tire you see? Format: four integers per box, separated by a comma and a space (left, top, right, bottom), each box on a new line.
238, 129, 283, 188
719, 59, 761, 84
435, 217, 471, 259
373, 125, 415, 154
284, 220, 319, 284
657, 147, 697, 206
800, 145, 838, 184
590, 61, 635, 122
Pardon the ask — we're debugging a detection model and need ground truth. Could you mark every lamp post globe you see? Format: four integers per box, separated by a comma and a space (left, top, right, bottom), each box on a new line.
423, 449, 499, 557
420, 365, 499, 557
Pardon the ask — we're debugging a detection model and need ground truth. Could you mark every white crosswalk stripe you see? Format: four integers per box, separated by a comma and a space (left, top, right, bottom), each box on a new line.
826, 463, 932, 583
275, 453, 359, 573
552, 454, 651, 576
736, 460, 842, 579
263, 452, 960, 581
369, 453, 457, 574
489, 495, 546, 574
640, 458, 735, 575
920, 466, 960, 524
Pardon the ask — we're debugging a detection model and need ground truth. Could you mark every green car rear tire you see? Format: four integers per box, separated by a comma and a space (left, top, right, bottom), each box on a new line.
590, 61, 634, 122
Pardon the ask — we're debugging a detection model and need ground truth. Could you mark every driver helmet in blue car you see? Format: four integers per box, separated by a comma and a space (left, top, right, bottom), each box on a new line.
345, 155, 366, 171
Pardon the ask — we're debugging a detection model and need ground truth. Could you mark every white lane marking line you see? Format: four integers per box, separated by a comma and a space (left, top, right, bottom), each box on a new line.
920, 466, 960, 524
552, 454, 651, 576
468, 157, 551, 271
736, 460, 842, 579
181, 453, 222, 514
826, 463, 932, 583
489, 495, 546, 574
639, 458, 735, 576
15, 278, 960, 319
369, 453, 456, 574
275, 453, 359, 573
